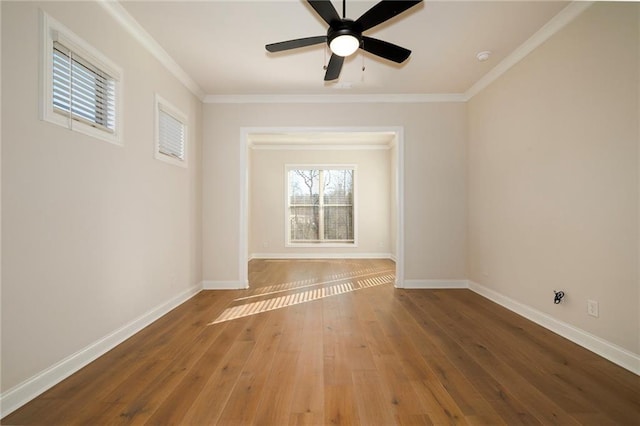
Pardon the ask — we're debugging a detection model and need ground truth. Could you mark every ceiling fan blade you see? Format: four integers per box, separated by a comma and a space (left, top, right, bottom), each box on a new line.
307, 0, 341, 26
355, 0, 422, 32
266, 36, 327, 52
361, 36, 411, 63
324, 54, 344, 81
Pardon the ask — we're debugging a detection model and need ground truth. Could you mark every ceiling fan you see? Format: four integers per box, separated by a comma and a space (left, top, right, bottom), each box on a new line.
266, 0, 423, 81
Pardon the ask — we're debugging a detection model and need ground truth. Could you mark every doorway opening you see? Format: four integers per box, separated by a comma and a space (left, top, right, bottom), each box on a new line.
239, 127, 404, 288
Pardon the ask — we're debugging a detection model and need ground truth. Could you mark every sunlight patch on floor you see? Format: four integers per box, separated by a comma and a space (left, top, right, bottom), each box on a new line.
236, 268, 395, 301
209, 273, 395, 325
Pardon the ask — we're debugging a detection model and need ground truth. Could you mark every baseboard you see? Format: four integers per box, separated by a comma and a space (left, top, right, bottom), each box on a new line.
0, 283, 202, 418
202, 280, 248, 290
401, 279, 468, 289
249, 253, 394, 260
468, 281, 640, 375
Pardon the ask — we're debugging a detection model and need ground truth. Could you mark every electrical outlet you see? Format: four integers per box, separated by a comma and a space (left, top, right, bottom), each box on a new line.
587, 300, 599, 317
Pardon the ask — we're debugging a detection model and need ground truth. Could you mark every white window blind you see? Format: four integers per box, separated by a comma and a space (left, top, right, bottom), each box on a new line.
40, 11, 122, 144
52, 41, 116, 133
158, 106, 185, 161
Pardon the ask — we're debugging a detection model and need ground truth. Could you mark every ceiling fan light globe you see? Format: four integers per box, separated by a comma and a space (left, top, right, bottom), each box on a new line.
330, 34, 360, 57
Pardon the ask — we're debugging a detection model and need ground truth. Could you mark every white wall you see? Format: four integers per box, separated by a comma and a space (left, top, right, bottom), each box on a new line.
203, 102, 467, 285
468, 2, 639, 355
1, 0, 202, 394
249, 147, 391, 258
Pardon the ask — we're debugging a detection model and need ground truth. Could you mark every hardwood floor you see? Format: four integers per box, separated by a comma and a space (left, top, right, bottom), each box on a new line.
3, 259, 639, 425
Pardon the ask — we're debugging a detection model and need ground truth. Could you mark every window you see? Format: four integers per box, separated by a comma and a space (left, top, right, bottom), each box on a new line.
155, 95, 187, 167
40, 11, 122, 144
52, 43, 116, 133
287, 166, 355, 245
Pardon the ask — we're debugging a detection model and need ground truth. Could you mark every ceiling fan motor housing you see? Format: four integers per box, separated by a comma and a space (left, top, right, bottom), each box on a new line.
327, 19, 363, 50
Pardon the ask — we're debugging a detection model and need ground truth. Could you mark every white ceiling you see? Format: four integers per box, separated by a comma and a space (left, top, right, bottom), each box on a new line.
119, 0, 569, 97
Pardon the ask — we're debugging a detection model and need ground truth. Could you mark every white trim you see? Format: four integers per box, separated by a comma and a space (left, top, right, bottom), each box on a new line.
468, 281, 640, 376
239, 129, 250, 287
282, 243, 358, 248
401, 279, 469, 289
204, 93, 466, 104
0, 283, 202, 418
251, 144, 391, 151
250, 253, 394, 260
97, 0, 205, 100
464, 1, 593, 101
394, 128, 404, 287
202, 280, 249, 290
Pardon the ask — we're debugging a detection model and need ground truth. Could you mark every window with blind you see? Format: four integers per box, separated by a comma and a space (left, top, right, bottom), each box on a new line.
52, 43, 116, 133
155, 95, 187, 166
40, 11, 122, 144
287, 167, 356, 245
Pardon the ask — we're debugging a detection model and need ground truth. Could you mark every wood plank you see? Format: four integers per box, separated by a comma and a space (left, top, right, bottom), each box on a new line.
216, 308, 287, 425
352, 370, 397, 425
324, 384, 361, 425
289, 300, 325, 422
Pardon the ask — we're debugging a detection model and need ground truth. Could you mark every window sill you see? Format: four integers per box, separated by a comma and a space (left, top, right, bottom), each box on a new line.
286, 242, 357, 248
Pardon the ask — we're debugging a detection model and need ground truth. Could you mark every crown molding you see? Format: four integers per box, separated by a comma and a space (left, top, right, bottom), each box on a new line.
203, 93, 467, 104
98, 0, 205, 101
98, 0, 591, 105
463, 1, 593, 101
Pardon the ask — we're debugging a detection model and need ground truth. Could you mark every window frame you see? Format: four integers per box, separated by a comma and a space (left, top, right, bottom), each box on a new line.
39, 10, 123, 145
154, 94, 188, 168
285, 164, 357, 247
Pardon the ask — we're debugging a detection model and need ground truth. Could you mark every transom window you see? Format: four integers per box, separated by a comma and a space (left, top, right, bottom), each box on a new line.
287, 167, 355, 245
52, 42, 116, 133
40, 11, 122, 144
154, 94, 187, 167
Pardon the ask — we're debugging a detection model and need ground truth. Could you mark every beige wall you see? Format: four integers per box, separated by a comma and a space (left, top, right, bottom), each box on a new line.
249, 147, 391, 257
203, 102, 467, 283
468, 2, 639, 353
1, 1, 202, 392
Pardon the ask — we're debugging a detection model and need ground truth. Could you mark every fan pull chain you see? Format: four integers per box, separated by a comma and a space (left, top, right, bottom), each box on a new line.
361, 53, 366, 82
323, 46, 327, 70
